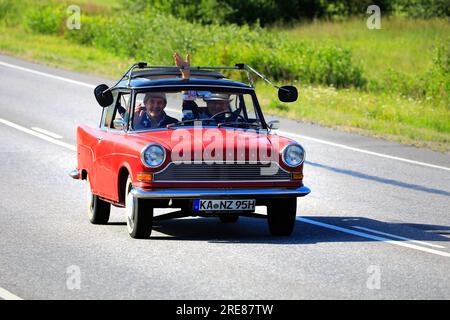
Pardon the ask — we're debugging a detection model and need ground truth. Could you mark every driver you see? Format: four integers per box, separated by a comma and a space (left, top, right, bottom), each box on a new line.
199, 93, 232, 119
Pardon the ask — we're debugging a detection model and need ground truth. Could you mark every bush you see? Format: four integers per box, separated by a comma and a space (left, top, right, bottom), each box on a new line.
368, 40, 449, 106
25, 4, 65, 35
392, 0, 450, 18
0, 0, 22, 26
122, 0, 395, 26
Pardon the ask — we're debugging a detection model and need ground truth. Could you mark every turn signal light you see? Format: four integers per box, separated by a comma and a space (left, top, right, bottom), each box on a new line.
137, 172, 153, 182
291, 173, 304, 180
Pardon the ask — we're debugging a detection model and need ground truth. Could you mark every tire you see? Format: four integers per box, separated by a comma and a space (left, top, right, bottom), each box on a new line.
267, 198, 297, 236
219, 214, 239, 223
125, 178, 153, 239
87, 176, 110, 224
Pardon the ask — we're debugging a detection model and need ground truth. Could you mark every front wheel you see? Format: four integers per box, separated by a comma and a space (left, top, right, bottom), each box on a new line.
87, 176, 110, 224
267, 198, 297, 236
125, 178, 153, 239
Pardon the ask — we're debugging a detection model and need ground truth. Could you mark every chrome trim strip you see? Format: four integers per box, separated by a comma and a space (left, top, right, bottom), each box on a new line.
131, 186, 311, 199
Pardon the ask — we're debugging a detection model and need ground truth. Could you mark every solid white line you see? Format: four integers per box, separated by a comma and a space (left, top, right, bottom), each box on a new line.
1, 59, 449, 172
352, 225, 445, 249
0, 61, 95, 89
297, 217, 450, 258
31, 127, 63, 139
0, 119, 76, 151
279, 130, 450, 172
0, 287, 23, 300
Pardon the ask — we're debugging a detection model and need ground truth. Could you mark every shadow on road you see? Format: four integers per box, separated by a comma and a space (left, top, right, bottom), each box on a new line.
306, 161, 450, 197
133, 215, 450, 245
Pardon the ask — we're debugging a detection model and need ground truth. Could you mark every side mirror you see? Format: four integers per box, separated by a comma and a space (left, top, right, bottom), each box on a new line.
278, 86, 298, 103
268, 120, 279, 130
94, 84, 113, 107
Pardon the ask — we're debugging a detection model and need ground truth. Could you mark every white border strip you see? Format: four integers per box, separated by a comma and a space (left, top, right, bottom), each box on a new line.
1, 59, 449, 172
279, 130, 450, 172
352, 225, 445, 249
0, 287, 23, 300
298, 217, 450, 258
0, 61, 95, 89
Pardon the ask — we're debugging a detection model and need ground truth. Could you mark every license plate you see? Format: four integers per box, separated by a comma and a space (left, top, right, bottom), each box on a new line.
193, 199, 256, 212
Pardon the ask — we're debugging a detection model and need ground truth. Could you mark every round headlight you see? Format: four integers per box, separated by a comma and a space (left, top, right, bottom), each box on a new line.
282, 143, 305, 167
141, 143, 166, 168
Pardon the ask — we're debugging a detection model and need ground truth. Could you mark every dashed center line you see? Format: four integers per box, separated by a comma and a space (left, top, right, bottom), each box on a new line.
0, 119, 75, 151
31, 127, 63, 139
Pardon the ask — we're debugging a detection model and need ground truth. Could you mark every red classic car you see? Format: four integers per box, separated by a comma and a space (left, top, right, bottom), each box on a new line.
70, 63, 310, 239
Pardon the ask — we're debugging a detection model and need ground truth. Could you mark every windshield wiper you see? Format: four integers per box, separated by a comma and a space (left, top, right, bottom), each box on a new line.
167, 119, 217, 129
217, 122, 262, 129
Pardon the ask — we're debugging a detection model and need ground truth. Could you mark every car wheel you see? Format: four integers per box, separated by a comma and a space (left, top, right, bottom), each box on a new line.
219, 214, 239, 223
87, 176, 110, 224
267, 198, 297, 236
125, 177, 153, 239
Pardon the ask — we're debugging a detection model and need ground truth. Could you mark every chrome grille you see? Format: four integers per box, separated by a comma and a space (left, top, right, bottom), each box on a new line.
154, 162, 290, 182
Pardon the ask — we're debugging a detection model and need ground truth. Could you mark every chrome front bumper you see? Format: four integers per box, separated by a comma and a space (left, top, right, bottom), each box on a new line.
131, 186, 311, 199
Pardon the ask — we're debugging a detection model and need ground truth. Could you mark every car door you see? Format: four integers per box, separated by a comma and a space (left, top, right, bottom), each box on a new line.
93, 90, 131, 201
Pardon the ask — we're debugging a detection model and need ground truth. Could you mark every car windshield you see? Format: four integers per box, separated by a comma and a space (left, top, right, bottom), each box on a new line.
131, 90, 263, 131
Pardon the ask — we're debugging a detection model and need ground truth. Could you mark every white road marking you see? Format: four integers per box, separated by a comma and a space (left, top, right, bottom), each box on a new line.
1, 59, 449, 172
0, 61, 95, 89
297, 217, 450, 258
279, 130, 450, 172
31, 127, 63, 139
0, 119, 76, 151
352, 225, 445, 249
0, 287, 23, 300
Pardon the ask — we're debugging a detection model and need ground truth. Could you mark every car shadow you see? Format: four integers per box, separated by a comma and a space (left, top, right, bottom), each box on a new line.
145, 215, 450, 245
306, 160, 450, 197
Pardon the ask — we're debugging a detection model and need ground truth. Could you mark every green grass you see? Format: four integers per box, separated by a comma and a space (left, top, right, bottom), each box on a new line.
0, 24, 130, 78
279, 17, 450, 83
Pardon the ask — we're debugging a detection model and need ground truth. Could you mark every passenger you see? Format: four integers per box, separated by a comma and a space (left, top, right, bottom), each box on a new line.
134, 92, 178, 129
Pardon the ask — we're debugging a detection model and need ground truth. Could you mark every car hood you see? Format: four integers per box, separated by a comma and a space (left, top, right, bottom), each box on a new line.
126, 127, 293, 163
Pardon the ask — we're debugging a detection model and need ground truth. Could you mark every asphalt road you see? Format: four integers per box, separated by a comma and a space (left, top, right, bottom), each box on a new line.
0, 54, 449, 300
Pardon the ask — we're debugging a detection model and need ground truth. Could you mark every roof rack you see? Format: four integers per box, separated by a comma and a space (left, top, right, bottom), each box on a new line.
97, 63, 297, 106
105, 63, 281, 92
